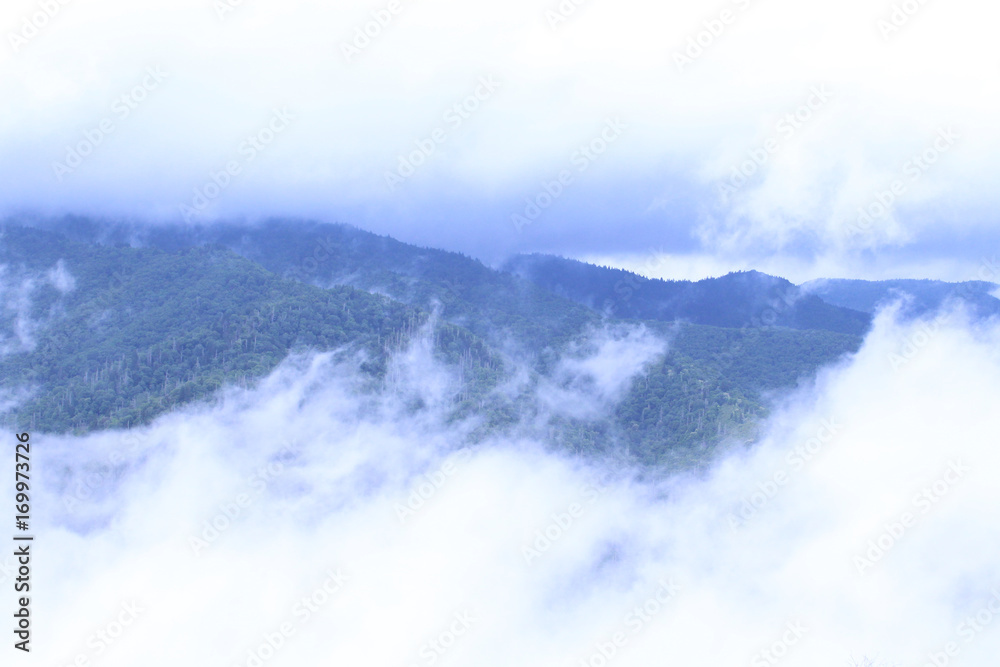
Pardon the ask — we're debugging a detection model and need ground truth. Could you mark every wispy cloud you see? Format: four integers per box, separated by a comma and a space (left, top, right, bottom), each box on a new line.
1, 0, 998, 271
8, 306, 1000, 665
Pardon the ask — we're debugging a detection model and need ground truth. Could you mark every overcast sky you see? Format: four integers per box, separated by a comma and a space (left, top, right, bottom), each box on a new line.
2, 0, 998, 280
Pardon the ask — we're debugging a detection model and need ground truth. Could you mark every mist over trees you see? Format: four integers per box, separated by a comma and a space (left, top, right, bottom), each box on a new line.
8, 219, 993, 468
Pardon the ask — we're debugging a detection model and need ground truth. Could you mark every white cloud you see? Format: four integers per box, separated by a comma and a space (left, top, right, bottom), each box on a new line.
540, 324, 668, 418
0, 0, 998, 266
46, 258, 76, 294
10, 308, 1000, 665
581, 251, 1000, 285
0, 258, 76, 355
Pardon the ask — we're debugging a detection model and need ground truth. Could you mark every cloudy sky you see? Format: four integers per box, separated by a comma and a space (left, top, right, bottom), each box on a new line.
2, 0, 998, 280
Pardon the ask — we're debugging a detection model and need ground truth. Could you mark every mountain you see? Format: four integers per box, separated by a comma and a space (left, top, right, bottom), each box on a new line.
503, 253, 872, 336
37, 217, 601, 355
800, 278, 1000, 319
615, 323, 859, 466
1, 220, 866, 469
0, 225, 502, 432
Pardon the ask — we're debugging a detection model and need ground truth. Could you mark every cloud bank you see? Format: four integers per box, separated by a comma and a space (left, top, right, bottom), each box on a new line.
1, 0, 998, 270
5, 308, 1000, 666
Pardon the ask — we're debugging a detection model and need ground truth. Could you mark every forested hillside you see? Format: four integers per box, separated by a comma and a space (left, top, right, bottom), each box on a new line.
504, 253, 872, 336
38, 217, 601, 354
1, 221, 868, 467
0, 226, 503, 432
617, 324, 857, 466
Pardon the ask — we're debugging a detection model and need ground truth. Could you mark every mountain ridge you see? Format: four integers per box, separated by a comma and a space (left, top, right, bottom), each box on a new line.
0, 219, 875, 468
800, 277, 1000, 319
503, 253, 873, 336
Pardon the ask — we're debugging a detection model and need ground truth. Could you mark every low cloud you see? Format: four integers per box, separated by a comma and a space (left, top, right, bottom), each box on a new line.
2, 0, 999, 268
9, 308, 1000, 666
0, 258, 75, 355
538, 324, 668, 419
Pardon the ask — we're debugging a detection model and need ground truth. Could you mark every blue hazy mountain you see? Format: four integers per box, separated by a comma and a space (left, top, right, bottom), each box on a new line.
503, 253, 872, 336
1, 219, 869, 467
800, 278, 1000, 319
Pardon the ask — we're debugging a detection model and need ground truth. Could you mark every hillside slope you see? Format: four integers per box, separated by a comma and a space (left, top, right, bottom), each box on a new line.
41, 217, 600, 354
2, 221, 865, 469
801, 278, 1000, 319
504, 253, 872, 336
0, 226, 501, 432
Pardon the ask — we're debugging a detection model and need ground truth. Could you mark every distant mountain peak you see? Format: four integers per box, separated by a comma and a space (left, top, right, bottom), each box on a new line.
503, 253, 870, 335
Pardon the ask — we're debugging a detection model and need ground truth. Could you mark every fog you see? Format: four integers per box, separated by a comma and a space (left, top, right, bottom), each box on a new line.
7, 307, 1000, 666
0, 259, 75, 356
3, 0, 999, 267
